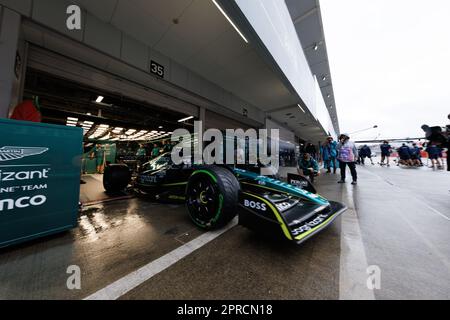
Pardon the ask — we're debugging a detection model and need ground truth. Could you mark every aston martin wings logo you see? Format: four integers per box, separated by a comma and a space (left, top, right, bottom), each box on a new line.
0, 146, 49, 162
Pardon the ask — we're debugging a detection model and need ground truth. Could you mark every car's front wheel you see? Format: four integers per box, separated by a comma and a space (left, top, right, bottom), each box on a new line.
186, 166, 240, 230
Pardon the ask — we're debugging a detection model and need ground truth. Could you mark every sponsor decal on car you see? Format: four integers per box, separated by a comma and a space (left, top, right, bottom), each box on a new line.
139, 175, 158, 184
243, 199, 267, 211
291, 214, 329, 236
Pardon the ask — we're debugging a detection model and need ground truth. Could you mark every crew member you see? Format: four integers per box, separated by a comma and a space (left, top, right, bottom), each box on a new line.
151, 143, 160, 159
426, 143, 442, 169
93, 144, 105, 174
409, 143, 422, 166
397, 143, 413, 166
136, 144, 147, 165
298, 153, 320, 183
10, 96, 42, 122
360, 145, 374, 165
380, 141, 392, 166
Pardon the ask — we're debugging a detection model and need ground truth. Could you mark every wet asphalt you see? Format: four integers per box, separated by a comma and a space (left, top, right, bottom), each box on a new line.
0, 162, 448, 299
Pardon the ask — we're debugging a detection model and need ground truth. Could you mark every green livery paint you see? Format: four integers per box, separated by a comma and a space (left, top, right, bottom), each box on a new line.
233, 168, 328, 205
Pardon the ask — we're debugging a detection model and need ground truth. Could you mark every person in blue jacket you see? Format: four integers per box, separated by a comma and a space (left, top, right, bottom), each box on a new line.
298, 152, 320, 183
321, 136, 337, 173
409, 143, 422, 166
397, 143, 413, 166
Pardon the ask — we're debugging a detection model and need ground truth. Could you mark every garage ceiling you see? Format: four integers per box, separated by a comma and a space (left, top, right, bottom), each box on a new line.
72, 0, 295, 111
70, 0, 333, 142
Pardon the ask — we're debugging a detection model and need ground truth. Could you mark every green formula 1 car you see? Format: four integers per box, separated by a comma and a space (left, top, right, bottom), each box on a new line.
104, 153, 346, 244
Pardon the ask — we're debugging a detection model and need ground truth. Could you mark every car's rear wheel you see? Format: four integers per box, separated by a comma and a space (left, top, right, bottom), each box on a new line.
103, 164, 131, 193
186, 166, 240, 230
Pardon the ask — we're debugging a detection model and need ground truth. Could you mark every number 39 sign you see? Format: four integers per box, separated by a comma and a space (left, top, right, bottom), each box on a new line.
150, 60, 164, 78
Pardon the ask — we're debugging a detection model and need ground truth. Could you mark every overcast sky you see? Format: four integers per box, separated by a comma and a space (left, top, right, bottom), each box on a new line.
320, 0, 450, 141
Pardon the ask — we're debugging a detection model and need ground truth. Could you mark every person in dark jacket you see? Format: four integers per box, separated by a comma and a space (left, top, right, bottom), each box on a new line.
446, 114, 450, 171
379, 141, 392, 166
409, 143, 422, 166
397, 143, 413, 166
425, 143, 442, 169
359, 145, 374, 165
298, 153, 320, 183
305, 143, 317, 160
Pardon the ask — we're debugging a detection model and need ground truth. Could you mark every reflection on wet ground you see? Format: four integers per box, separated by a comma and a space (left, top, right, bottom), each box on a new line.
0, 198, 202, 299
0, 164, 448, 299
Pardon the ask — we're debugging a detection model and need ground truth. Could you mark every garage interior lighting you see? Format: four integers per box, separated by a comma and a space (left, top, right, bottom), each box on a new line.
125, 129, 137, 135
178, 116, 194, 122
212, 0, 248, 43
298, 104, 306, 113
96, 96, 104, 103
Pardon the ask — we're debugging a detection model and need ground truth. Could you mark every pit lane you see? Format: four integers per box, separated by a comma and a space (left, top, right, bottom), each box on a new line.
0, 164, 449, 299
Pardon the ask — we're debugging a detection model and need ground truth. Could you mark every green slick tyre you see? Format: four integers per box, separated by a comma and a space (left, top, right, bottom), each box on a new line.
186, 166, 240, 230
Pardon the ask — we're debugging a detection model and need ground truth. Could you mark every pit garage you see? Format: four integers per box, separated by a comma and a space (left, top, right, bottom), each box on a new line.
23, 55, 197, 204
0, 0, 345, 300
23, 53, 264, 205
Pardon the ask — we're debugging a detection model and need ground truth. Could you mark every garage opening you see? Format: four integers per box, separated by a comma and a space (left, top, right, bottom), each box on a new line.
23, 68, 197, 205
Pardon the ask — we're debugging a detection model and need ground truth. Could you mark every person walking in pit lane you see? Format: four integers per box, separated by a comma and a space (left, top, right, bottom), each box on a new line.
298, 152, 320, 183
379, 140, 392, 166
337, 133, 358, 185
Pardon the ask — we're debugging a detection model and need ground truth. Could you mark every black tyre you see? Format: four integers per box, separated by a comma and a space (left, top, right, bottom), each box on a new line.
103, 164, 131, 193
186, 166, 240, 230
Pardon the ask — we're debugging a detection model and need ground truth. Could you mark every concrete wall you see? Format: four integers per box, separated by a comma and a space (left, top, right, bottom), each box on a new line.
235, 0, 330, 134
0, 0, 265, 124
0, 5, 21, 117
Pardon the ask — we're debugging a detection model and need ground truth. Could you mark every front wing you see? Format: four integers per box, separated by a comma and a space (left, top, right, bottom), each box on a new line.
238, 191, 347, 244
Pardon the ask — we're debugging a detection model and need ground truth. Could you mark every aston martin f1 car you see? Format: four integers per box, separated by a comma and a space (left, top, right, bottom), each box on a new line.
103, 153, 347, 244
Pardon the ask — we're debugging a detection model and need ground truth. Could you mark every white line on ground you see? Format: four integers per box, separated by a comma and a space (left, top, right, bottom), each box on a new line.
339, 184, 375, 300
84, 217, 238, 300
363, 168, 450, 221
416, 200, 450, 221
